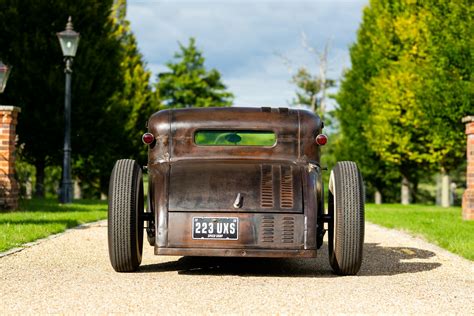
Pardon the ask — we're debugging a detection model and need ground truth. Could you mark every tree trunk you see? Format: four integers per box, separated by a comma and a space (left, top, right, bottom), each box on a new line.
412, 178, 419, 204
375, 190, 382, 204
435, 174, 441, 205
441, 168, 450, 208
34, 160, 45, 198
401, 175, 410, 205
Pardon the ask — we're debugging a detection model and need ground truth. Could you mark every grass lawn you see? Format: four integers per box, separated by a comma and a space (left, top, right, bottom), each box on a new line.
0, 199, 107, 253
366, 204, 474, 261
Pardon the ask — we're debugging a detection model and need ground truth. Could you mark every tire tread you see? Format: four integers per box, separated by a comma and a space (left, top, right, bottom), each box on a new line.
329, 161, 365, 275
108, 159, 143, 272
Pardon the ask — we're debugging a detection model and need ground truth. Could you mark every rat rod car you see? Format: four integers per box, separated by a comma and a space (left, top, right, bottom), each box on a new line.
108, 107, 364, 275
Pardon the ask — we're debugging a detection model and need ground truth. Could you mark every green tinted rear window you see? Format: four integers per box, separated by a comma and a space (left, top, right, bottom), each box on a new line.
195, 130, 276, 146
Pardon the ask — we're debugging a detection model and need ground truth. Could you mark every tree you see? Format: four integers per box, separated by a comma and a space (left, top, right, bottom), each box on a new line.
72, 0, 155, 195
335, 1, 401, 203
417, 0, 472, 206
363, 0, 472, 205
337, 0, 472, 205
0, 0, 126, 197
155, 38, 233, 108
282, 36, 335, 119
110, 0, 153, 162
291, 68, 335, 118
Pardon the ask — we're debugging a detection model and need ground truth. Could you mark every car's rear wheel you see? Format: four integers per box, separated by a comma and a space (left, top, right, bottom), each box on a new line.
328, 161, 364, 275
108, 159, 144, 272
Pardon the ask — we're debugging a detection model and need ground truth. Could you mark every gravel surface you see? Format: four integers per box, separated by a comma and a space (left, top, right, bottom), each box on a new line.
1, 221, 473, 314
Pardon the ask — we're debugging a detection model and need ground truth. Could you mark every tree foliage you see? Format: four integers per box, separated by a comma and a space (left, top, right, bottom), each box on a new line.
416, 0, 472, 172
291, 67, 335, 117
0, 0, 124, 196
110, 0, 153, 162
336, 0, 472, 202
335, 1, 400, 201
74, 0, 154, 194
155, 38, 234, 108
364, 0, 472, 173
0, 0, 152, 197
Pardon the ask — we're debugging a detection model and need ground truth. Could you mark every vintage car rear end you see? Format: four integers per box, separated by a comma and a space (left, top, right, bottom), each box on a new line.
147, 107, 324, 258
108, 107, 365, 275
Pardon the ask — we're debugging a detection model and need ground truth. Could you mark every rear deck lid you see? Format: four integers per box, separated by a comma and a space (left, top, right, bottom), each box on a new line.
169, 162, 302, 213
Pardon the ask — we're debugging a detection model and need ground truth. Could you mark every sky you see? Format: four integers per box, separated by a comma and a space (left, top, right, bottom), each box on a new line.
126, 0, 368, 108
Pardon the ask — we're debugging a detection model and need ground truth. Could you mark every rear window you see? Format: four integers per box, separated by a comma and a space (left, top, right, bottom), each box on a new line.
194, 130, 276, 146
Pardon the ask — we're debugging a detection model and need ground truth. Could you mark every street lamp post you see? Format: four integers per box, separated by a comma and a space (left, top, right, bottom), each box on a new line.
57, 17, 80, 204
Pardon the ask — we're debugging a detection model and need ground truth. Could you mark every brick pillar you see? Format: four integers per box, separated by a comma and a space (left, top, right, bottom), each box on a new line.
462, 116, 474, 220
0, 106, 21, 210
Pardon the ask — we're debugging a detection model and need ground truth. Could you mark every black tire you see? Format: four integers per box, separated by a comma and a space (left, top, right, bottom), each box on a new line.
328, 161, 364, 275
108, 159, 144, 272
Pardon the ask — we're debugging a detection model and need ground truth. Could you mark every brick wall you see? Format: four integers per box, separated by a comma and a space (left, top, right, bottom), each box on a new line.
462, 116, 474, 220
0, 106, 20, 210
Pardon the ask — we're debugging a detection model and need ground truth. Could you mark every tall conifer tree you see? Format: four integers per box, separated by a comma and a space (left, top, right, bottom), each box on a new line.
0, 0, 124, 197
155, 38, 233, 108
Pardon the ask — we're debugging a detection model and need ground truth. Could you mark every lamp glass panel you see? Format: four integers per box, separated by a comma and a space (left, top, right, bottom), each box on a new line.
58, 34, 80, 57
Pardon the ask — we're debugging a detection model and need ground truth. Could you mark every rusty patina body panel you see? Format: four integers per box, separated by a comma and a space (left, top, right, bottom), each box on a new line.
146, 107, 324, 258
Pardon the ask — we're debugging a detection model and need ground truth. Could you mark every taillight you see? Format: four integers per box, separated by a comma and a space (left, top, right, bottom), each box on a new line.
142, 133, 155, 145
315, 134, 328, 146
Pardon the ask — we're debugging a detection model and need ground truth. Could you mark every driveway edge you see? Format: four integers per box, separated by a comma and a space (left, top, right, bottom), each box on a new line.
0, 219, 107, 259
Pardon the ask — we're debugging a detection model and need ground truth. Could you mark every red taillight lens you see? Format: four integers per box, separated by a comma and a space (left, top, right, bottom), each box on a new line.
142, 133, 155, 144
315, 134, 328, 146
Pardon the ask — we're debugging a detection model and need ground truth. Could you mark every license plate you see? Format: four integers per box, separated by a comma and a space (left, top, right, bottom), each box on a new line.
192, 217, 239, 240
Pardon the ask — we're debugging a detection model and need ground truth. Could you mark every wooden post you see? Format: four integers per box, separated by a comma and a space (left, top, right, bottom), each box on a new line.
0, 106, 21, 210
462, 116, 474, 220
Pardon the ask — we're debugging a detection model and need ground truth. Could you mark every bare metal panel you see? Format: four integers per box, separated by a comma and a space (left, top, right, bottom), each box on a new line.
166, 212, 305, 250
169, 161, 302, 213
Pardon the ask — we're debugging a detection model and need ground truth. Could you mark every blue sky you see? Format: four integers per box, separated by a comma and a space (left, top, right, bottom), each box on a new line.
127, 0, 368, 108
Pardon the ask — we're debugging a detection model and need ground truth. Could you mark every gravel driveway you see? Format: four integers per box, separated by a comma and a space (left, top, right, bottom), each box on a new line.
1, 221, 472, 314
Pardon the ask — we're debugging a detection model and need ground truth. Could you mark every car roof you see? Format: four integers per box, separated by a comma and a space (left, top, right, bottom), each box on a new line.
148, 107, 322, 163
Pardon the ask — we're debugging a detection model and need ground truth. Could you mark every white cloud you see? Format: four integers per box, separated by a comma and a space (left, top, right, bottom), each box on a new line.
127, 0, 367, 107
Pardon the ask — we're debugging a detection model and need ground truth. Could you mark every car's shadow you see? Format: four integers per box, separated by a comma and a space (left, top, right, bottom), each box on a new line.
138, 242, 441, 277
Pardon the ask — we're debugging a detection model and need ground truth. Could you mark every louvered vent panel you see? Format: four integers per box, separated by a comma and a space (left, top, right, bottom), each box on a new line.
260, 165, 274, 208
281, 216, 295, 243
280, 166, 294, 208
260, 215, 275, 243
